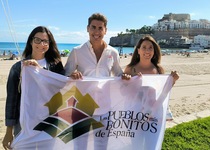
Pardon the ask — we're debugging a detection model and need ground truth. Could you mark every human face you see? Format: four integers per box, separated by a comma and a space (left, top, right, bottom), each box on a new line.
138, 40, 154, 60
31, 32, 49, 58
87, 20, 107, 43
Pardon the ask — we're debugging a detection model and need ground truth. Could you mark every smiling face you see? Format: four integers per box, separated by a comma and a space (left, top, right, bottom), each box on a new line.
138, 40, 154, 61
31, 32, 49, 59
87, 20, 107, 44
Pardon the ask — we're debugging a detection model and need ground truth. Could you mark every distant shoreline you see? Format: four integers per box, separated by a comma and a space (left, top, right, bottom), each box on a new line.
110, 45, 191, 49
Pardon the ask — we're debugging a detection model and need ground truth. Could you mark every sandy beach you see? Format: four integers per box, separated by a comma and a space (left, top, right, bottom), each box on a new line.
0, 52, 210, 148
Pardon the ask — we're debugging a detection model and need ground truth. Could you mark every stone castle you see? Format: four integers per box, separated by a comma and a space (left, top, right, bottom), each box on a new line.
109, 13, 210, 47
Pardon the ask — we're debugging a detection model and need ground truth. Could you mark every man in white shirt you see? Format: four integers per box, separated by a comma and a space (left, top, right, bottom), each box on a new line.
65, 13, 123, 79
64, 13, 129, 149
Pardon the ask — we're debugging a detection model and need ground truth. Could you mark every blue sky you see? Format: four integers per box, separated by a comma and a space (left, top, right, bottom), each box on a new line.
1, 0, 210, 44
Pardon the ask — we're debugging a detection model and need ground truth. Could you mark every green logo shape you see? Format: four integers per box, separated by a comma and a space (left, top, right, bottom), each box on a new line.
34, 86, 104, 143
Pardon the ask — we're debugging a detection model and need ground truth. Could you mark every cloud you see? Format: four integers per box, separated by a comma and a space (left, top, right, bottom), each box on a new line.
52, 30, 119, 44
13, 19, 37, 23
107, 30, 120, 36
48, 26, 60, 31
190, 13, 196, 17
0, 24, 120, 44
148, 16, 156, 19
189, 12, 203, 20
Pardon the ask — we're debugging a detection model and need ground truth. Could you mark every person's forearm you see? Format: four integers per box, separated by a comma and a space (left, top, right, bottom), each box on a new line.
6, 126, 13, 134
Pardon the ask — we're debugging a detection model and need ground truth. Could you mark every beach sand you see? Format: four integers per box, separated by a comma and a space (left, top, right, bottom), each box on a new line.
0, 52, 210, 148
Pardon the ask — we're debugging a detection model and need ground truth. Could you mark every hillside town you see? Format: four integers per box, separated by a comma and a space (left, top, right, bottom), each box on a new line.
109, 13, 210, 50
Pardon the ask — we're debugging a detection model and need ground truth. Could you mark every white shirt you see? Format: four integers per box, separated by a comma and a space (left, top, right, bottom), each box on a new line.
37, 58, 47, 68
65, 41, 123, 77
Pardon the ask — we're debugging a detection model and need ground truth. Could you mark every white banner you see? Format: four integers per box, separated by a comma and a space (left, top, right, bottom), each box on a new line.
12, 66, 173, 150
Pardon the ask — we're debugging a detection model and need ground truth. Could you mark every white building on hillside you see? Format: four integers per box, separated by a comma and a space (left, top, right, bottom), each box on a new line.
193, 35, 210, 48
152, 14, 210, 31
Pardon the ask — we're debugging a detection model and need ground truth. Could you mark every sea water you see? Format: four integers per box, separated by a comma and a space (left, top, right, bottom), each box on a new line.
0, 42, 135, 56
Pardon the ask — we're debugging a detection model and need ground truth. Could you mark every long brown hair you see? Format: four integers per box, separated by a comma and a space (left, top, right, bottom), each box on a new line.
128, 35, 164, 74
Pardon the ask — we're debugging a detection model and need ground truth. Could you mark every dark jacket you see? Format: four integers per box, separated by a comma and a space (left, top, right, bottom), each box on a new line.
5, 59, 65, 135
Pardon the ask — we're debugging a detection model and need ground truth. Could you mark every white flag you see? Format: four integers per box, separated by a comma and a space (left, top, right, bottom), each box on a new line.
12, 66, 173, 150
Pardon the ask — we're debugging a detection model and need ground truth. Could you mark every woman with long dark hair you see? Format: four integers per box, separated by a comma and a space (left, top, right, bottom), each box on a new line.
124, 35, 179, 121
2, 26, 65, 149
